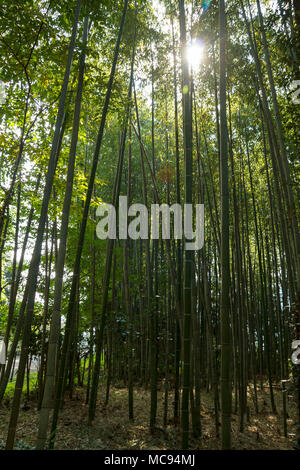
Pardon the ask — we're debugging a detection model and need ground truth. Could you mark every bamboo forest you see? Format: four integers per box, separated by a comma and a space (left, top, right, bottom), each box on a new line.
0, 0, 299, 454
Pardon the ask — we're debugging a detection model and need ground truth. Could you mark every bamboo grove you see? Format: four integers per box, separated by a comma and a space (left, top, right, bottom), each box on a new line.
0, 0, 299, 451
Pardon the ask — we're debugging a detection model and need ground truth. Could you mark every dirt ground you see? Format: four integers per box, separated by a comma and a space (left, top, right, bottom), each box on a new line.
0, 383, 297, 450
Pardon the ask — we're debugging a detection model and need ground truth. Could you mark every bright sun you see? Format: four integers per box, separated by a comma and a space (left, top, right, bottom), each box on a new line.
186, 39, 204, 71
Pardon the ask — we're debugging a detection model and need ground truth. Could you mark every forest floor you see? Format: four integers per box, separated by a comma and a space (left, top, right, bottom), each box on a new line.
0, 382, 297, 450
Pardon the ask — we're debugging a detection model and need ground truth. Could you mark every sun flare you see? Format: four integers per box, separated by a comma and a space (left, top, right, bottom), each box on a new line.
186, 39, 204, 71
